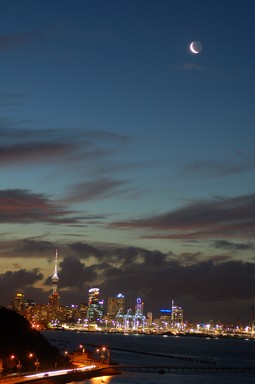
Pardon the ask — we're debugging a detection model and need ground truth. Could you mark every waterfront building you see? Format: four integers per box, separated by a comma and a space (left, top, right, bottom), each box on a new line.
171, 300, 184, 328
159, 309, 172, 330
121, 308, 146, 332
87, 288, 104, 323
63, 304, 80, 322
107, 293, 125, 318
116, 293, 126, 314
78, 302, 88, 321
147, 311, 153, 326
25, 304, 49, 328
11, 292, 27, 315
104, 296, 146, 332
107, 297, 117, 319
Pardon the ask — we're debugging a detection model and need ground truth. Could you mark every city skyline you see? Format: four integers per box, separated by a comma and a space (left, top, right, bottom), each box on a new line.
6, 247, 254, 325
0, 0, 255, 323
13, 285, 186, 333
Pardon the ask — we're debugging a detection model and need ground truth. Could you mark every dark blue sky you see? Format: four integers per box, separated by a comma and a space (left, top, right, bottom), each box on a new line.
0, 0, 255, 323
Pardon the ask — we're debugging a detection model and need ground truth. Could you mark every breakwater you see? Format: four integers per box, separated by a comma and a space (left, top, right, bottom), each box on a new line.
116, 365, 255, 375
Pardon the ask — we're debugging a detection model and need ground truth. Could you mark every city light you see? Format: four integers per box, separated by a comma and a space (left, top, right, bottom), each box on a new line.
24, 364, 97, 380
96, 347, 110, 364
10, 253, 255, 338
79, 344, 85, 356
10, 355, 22, 373
28, 353, 40, 373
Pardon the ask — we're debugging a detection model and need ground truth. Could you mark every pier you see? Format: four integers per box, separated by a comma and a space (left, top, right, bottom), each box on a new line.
115, 365, 255, 375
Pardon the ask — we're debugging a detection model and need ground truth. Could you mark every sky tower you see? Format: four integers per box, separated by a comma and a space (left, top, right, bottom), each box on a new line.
52, 249, 59, 295
48, 249, 60, 319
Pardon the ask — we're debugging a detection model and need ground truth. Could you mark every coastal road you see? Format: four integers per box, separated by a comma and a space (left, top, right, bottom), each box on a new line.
0, 364, 97, 383
0, 365, 115, 383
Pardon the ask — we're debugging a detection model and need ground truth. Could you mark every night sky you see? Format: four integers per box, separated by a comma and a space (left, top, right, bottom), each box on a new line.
1, 0, 255, 324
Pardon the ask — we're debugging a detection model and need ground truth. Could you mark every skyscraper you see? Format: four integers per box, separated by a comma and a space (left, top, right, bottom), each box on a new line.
107, 293, 126, 318
87, 288, 104, 322
11, 292, 27, 315
171, 300, 183, 327
116, 293, 126, 314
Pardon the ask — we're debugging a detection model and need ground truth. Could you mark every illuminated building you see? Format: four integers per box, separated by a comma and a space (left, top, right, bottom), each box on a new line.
107, 293, 125, 318
116, 293, 126, 314
120, 298, 146, 331
48, 249, 60, 323
87, 288, 104, 322
11, 293, 27, 315
107, 297, 116, 318
171, 300, 183, 327
135, 297, 143, 316
159, 309, 171, 330
78, 303, 87, 321
147, 311, 153, 326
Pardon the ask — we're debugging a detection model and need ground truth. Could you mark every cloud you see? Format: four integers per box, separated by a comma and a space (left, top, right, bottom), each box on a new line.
0, 125, 141, 209
213, 240, 255, 251
0, 126, 100, 166
0, 125, 131, 173
0, 142, 77, 165
0, 268, 43, 302
110, 194, 255, 241
69, 242, 103, 259
76, 240, 253, 320
16, 239, 56, 255
41, 244, 254, 311
81, 130, 130, 144
177, 252, 204, 266
0, 238, 76, 259
0, 189, 79, 224
57, 257, 98, 288
180, 157, 255, 178
0, 239, 254, 322
64, 178, 132, 203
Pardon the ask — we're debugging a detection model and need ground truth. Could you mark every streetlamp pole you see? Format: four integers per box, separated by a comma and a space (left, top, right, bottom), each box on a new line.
29, 353, 40, 373
96, 346, 110, 365
10, 355, 22, 374
0, 359, 3, 375
79, 344, 85, 356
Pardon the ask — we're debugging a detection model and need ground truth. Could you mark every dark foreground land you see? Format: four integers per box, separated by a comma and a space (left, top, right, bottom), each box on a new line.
0, 306, 70, 374
0, 307, 120, 382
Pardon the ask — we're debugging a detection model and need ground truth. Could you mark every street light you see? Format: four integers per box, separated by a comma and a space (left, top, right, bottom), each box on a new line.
96, 347, 110, 365
0, 359, 3, 375
28, 353, 40, 373
10, 355, 22, 374
79, 344, 85, 356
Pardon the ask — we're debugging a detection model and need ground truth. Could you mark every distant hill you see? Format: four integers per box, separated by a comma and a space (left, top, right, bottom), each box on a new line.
0, 306, 70, 374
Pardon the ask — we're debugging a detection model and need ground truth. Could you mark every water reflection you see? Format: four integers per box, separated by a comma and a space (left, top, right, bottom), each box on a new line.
89, 375, 112, 384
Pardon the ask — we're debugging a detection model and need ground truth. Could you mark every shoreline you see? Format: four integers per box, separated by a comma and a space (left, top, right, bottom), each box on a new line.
46, 327, 255, 341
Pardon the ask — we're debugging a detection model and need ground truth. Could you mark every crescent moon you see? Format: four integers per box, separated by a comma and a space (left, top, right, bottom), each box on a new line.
190, 42, 199, 54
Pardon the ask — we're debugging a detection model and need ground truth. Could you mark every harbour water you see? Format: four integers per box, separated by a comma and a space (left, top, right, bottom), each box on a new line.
41, 330, 255, 383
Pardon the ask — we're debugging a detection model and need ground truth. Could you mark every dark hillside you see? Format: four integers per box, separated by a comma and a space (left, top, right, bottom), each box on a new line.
0, 306, 70, 373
